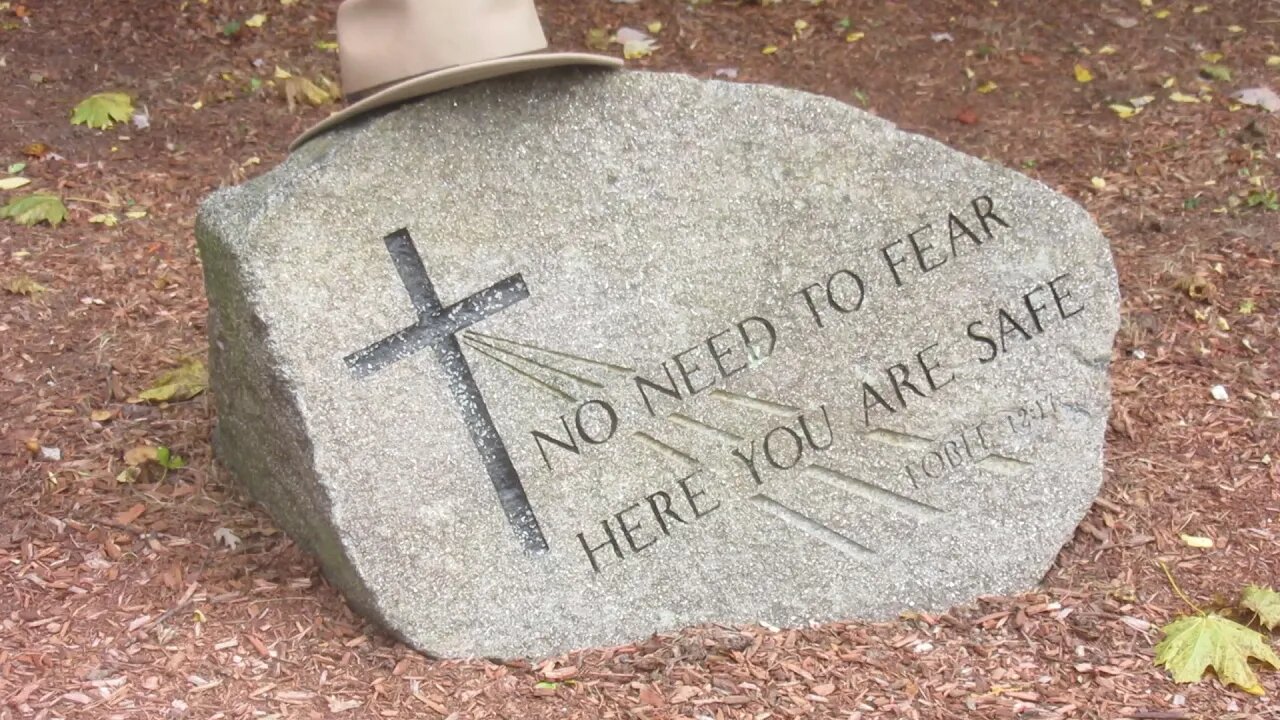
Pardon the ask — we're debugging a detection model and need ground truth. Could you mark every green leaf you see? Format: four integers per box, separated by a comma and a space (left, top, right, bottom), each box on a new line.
3, 275, 48, 295
155, 446, 186, 470
1243, 586, 1280, 630
7, 162, 26, 174
1155, 613, 1280, 695
1200, 64, 1232, 81
71, 92, 134, 130
1, 193, 68, 227
136, 359, 208, 403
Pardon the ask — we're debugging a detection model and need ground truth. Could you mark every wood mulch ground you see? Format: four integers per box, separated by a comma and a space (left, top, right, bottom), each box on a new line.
2, 1, 1278, 718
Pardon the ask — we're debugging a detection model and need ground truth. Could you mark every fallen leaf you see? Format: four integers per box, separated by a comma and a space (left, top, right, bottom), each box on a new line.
1155, 613, 1280, 695
283, 75, 337, 111
762, 44, 778, 55
1268, 56, 1280, 68
71, 92, 134, 130
124, 445, 159, 466
0, 176, 30, 190
1200, 64, 1231, 81
115, 503, 146, 525
1090, 176, 1106, 189
1180, 533, 1214, 548
1242, 586, 1280, 630
23, 142, 49, 158
1109, 103, 1141, 118
1233, 87, 1280, 113
615, 27, 657, 60
125, 209, 148, 219
327, 697, 361, 713
89, 212, 119, 227
954, 107, 980, 124
1112, 16, 1139, 28
214, 527, 242, 550
1209, 385, 1228, 401
1154, 8, 1171, 18
1169, 91, 1201, 103
585, 28, 610, 51
7, 162, 25, 174
4, 275, 47, 296
136, 359, 208, 403
1074, 64, 1094, 83
976, 80, 998, 94
90, 409, 113, 422
845, 31, 864, 42
0, 193, 67, 227
245, 13, 267, 28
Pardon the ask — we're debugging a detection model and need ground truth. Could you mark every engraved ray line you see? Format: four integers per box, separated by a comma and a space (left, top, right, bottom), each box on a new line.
463, 335, 606, 391
666, 413, 745, 446
977, 454, 1034, 476
707, 389, 800, 418
749, 494, 874, 558
862, 428, 936, 451
631, 432, 701, 470
461, 342, 578, 403
463, 330, 636, 375
804, 463, 943, 522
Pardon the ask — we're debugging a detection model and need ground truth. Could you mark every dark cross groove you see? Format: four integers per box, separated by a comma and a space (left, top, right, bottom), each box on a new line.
344, 228, 548, 554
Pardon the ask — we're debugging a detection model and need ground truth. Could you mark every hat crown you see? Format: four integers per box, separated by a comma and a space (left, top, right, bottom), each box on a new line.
337, 0, 549, 96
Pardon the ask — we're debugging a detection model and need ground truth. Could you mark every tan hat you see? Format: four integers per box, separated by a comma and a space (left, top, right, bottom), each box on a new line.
290, 0, 623, 150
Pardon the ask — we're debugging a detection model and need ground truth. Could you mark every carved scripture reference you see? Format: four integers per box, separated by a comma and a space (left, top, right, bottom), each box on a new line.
343, 229, 547, 553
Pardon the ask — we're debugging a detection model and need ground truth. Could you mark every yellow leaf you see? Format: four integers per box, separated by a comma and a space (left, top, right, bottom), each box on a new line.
281, 0, 298, 5
89, 213, 119, 227
1242, 585, 1280, 630
1074, 64, 1094, 83
1090, 176, 1106, 189
124, 445, 158, 466
314, 39, 338, 50
622, 39, 656, 60
585, 28, 610, 51
274, 66, 293, 79
136, 359, 209, 404
762, 44, 778, 55
1097, 45, 1117, 55
1155, 613, 1280, 695
191, 99, 204, 109
1169, 91, 1200, 103
1161, 76, 1177, 88
1192, 4, 1210, 11
794, 19, 809, 31
1154, 9, 1171, 19
845, 31, 864, 42
1139, 0, 1152, 6
1201, 51, 1223, 63
1180, 533, 1214, 548
1109, 103, 1140, 118
0, 176, 30, 190
976, 80, 998, 94
646, 21, 662, 34
3, 275, 48, 295
125, 209, 147, 219
1227, 24, 1243, 33
1268, 56, 1280, 68
245, 13, 267, 28
90, 409, 113, 422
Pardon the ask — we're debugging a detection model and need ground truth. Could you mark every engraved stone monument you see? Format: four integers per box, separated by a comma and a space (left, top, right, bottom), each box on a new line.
196, 70, 1120, 657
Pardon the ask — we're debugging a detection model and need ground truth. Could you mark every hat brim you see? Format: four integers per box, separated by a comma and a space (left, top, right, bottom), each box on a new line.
289, 52, 624, 150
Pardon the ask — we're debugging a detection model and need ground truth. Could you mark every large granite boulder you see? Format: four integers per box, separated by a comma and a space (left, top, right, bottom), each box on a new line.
196, 69, 1119, 658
